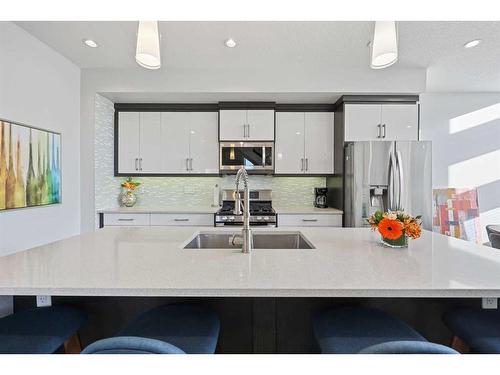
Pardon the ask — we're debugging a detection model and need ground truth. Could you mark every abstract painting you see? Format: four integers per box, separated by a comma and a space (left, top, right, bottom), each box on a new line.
0, 119, 61, 211
432, 188, 481, 243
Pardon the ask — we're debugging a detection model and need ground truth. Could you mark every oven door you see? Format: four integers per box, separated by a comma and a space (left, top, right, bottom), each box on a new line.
220, 142, 274, 173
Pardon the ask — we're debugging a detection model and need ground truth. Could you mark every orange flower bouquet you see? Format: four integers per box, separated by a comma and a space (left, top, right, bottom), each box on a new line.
121, 177, 141, 191
367, 210, 422, 248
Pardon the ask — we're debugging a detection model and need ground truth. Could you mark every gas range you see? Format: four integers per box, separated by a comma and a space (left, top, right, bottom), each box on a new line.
215, 189, 277, 227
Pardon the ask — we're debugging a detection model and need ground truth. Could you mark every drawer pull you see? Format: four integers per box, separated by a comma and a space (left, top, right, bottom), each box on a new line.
118, 218, 134, 221
302, 219, 318, 222
174, 218, 190, 222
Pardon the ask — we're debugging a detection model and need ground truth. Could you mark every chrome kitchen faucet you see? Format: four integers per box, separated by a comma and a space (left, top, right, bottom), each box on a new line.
231, 167, 253, 253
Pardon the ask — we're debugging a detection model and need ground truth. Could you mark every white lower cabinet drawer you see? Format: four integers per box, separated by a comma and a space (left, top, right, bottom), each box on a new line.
278, 214, 342, 227
150, 213, 214, 226
104, 213, 151, 226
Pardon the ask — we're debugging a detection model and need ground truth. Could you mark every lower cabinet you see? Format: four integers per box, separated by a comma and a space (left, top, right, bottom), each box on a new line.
278, 214, 342, 227
103, 213, 151, 226
150, 213, 213, 226
101, 212, 342, 228
102, 213, 213, 227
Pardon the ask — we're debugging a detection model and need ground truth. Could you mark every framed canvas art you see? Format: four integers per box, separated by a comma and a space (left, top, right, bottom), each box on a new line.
0, 119, 61, 211
432, 188, 481, 243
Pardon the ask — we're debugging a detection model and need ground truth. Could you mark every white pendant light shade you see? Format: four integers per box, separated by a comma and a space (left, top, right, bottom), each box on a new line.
136, 21, 161, 70
370, 21, 398, 69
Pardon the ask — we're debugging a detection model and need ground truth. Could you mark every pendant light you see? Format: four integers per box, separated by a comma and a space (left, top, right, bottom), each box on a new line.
370, 21, 398, 69
136, 21, 161, 70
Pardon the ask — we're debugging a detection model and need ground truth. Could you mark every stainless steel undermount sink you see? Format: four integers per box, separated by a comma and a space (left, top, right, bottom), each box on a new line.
183, 231, 315, 250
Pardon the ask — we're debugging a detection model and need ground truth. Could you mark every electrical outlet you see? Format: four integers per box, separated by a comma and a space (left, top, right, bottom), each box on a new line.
36, 295, 52, 307
482, 298, 498, 309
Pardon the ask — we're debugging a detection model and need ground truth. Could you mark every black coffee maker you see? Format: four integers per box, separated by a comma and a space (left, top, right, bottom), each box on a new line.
314, 187, 328, 208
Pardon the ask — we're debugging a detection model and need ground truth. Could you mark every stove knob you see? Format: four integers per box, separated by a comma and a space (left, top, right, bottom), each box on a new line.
222, 216, 227, 221
229, 217, 235, 221
264, 216, 270, 221
257, 216, 263, 221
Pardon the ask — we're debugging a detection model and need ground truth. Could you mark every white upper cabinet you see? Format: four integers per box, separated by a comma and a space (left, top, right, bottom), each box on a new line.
344, 104, 381, 141
161, 112, 191, 173
246, 110, 275, 140
118, 112, 161, 174
275, 112, 306, 174
304, 113, 334, 174
118, 111, 218, 175
118, 112, 140, 174
219, 109, 274, 141
219, 110, 247, 140
344, 103, 418, 141
188, 112, 219, 174
160, 112, 218, 174
275, 112, 334, 174
138, 112, 162, 173
380, 104, 419, 141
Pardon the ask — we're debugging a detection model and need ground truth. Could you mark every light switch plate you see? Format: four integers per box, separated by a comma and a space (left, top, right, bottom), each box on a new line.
482, 298, 498, 309
36, 295, 52, 307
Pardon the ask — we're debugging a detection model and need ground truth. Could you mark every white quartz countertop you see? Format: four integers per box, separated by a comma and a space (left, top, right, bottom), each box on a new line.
98, 206, 219, 214
274, 207, 343, 215
98, 206, 343, 215
1, 227, 499, 298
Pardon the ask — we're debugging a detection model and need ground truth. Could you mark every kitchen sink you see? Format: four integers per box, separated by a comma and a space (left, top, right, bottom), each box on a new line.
183, 231, 315, 250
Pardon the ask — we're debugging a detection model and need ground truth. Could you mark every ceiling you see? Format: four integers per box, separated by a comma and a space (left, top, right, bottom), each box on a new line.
15, 21, 500, 92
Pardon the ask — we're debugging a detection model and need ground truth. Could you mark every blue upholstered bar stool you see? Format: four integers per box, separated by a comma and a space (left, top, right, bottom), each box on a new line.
82, 336, 185, 354
83, 304, 220, 354
0, 305, 87, 354
313, 306, 457, 354
444, 307, 500, 353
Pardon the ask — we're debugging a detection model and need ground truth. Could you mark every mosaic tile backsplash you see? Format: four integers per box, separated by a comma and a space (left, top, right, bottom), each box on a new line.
95, 94, 326, 213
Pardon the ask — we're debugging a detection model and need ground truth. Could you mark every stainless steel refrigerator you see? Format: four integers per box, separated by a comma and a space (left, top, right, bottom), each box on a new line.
342, 141, 432, 230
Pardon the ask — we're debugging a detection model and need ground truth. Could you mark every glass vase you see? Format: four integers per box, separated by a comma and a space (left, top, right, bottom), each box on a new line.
381, 234, 408, 248
120, 189, 137, 207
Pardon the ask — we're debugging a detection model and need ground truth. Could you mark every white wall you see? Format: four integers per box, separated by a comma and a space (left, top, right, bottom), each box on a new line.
420, 93, 500, 242
0, 22, 81, 256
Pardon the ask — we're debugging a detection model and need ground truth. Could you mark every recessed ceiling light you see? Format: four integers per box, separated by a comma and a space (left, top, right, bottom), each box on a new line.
464, 39, 482, 49
83, 39, 98, 48
225, 38, 236, 48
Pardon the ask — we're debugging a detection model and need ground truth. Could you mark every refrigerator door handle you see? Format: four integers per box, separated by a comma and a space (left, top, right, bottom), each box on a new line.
396, 150, 404, 210
387, 150, 395, 210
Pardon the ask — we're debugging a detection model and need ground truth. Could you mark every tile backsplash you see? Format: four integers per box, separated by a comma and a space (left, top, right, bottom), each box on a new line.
94, 94, 325, 212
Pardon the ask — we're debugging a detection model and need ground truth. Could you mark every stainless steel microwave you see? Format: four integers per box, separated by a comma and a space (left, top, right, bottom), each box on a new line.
219, 142, 274, 173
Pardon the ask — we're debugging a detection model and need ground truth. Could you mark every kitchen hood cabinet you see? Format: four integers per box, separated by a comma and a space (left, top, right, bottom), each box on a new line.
275, 112, 334, 175
117, 112, 162, 174
116, 111, 218, 175
219, 109, 275, 141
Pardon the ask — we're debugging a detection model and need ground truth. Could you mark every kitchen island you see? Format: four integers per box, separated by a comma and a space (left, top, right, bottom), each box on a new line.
1, 227, 499, 298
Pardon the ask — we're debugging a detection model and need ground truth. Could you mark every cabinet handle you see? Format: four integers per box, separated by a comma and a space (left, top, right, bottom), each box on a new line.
243, 124, 247, 138
118, 218, 134, 222
186, 158, 189, 171
247, 124, 250, 138
302, 219, 318, 222
189, 158, 193, 171
135, 158, 138, 171
300, 158, 304, 171
305, 158, 309, 171
174, 218, 190, 222
382, 124, 386, 138
377, 124, 381, 138
139, 158, 143, 171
